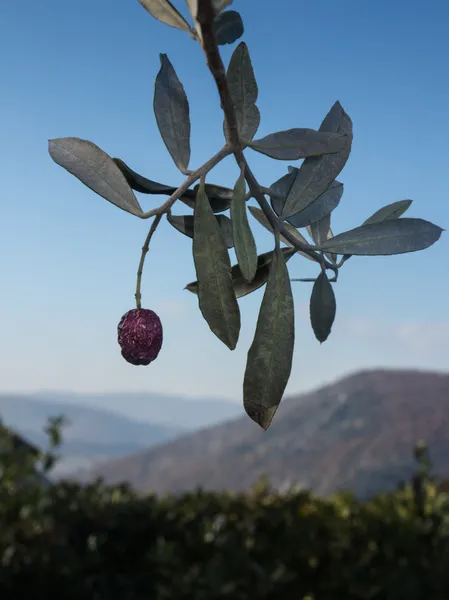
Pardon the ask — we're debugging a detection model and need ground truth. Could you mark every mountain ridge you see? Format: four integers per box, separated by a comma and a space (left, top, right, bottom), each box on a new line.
20, 391, 242, 430
85, 368, 449, 498
0, 391, 241, 475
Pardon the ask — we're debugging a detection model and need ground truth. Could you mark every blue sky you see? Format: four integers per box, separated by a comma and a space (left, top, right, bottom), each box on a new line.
1, 0, 448, 408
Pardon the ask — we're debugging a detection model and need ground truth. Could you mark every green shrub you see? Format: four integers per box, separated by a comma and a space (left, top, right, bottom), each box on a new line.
1, 417, 449, 599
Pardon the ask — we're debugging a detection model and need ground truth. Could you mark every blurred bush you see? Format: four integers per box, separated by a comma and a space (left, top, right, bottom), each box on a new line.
1, 414, 448, 599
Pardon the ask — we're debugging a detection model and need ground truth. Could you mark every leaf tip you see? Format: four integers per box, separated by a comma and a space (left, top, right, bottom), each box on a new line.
244, 401, 277, 430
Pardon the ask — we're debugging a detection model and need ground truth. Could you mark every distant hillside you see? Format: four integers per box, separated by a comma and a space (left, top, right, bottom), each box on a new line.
27, 391, 242, 431
0, 395, 184, 476
0, 391, 242, 476
87, 369, 449, 499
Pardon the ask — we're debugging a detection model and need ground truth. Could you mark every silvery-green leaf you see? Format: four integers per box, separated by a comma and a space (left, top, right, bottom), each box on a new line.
243, 245, 295, 430
270, 168, 298, 216
286, 181, 343, 228
185, 247, 296, 299
310, 271, 336, 343
320, 101, 350, 133
281, 101, 353, 219
113, 158, 194, 199
181, 182, 234, 213
212, 0, 232, 14
309, 214, 331, 246
154, 54, 191, 172
225, 42, 260, 141
139, 0, 192, 32
185, 0, 198, 19
231, 171, 258, 282
193, 177, 240, 349
319, 218, 443, 256
247, 129, 347, 161
248, 206, 316, 262
306, 223, 335, 263
187, 0, 233, 36
292, 278, 319, 282
184, 0, 203, 42
168, 213, 234, 248
48, 138, 143, 217
213, 10, 244, 45
334, 200, 414, 265
325, 226, 338, 264
363, 200, 413, 225
113, 158, 176, 195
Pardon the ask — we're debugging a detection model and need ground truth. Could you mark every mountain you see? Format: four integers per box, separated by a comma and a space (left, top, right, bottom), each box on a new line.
0, 395, 184, 476
86, 369, 449, 499
0, 392, 242, 476
27, 391, 242, 431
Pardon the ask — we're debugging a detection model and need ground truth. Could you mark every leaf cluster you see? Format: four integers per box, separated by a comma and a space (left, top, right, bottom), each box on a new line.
47, 0, 444, 429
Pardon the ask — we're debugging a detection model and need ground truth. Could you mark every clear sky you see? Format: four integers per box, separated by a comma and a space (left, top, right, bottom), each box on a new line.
1, 0, 448, 407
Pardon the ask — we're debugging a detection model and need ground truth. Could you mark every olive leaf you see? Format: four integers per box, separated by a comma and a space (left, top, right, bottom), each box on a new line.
212, 0, 232, 14
225, 42, 260, 141
139, 0, 192, 32
213, 10, 244, 45
248, 206, 316, 262
309, 214, 331, 246
185, 247, 296, 299
114, 160, 234, 216
310, 271, 336, 343
231, 171, 258, 282
281, 101, 353, 219
188, 0, 233, 41
286, 180, 343, 228
319, 218, 443, 256
363, 199, 413, 225
324, 227, 338, 264
154, 54, 191, 173
323, 200, 413, 266
243, 244, 295, 430
176, 182, 234, 213
112, 158, 196, 200
247, 128, 347, 161
193, 177, 240, 349
270, 168, 297, 216
48, 138, 143, 217
185, 0, 198, 19
167, 213, 234, 248
184, 0, 203, 42
307, 222, 336, 263
113, 158, 176, 194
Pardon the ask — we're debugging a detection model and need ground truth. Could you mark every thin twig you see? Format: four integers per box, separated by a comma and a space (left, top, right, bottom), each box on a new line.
140, 145, 232, 219
135, 213, 163, 309
259, 186, 285, 203
196, 0, 338, 277
336, 254, 351, 268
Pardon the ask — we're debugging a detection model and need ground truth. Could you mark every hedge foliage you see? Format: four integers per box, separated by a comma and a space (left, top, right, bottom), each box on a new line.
1, 419, 449, 599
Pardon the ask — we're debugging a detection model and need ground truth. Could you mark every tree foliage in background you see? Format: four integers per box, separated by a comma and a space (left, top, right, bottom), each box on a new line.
48, 0, 443, 429
2, 417, 449, 599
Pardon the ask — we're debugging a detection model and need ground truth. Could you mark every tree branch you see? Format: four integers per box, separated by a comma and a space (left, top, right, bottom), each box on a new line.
135, 213, 163, 309
140, 144, 232, 219
196, 0, 337, 276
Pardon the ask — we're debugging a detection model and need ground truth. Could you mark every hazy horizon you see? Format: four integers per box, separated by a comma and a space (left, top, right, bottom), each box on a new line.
2, 0, 448, 417
2, 365, 448, 407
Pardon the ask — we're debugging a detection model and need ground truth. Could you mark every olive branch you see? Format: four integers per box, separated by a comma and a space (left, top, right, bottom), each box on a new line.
47, 0, 444, 429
